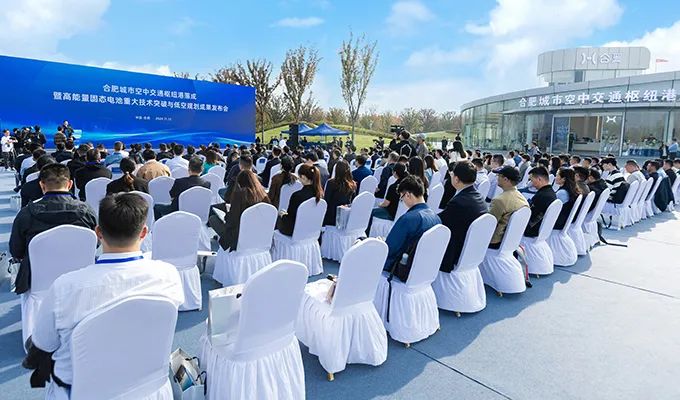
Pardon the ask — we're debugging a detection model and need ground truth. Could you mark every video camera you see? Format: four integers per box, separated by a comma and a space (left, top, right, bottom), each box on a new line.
389, 125, 405, 135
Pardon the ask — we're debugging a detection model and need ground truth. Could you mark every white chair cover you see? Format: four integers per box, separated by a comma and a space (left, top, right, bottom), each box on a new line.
69, 296, 177, 400
272, 198, 327, 276
268, 164, 282, 187
213, 203, 277, 286
359, 175, 378, 194
179, 186, 214, 251
477, 179, 491, 200
278, 181, 303, 211
25, 171, 40, 183
438, 162, 449, 184
372, 166, 384, 180
107, 163, 123, 180
635, 179, 654, 221
568, 192, 595, 256
171, 167, 189, 179
375, 175, 396, 205
149, 176, 175, 205
201, 261, 308, 400
152, 211, 202, 311
374, 225, 450, 344
517, 166, 531, 189
60, 159, 70, 165
296, 239, 389, 375
547, 195, 583, 267
84, 177, 112, 217
23, 226, 97, 348
669, 177, 680, 211
426, 184, 444, 211
369, 200, 407, 238
208, 165, 226, 182
645, 176, 663, 217
601, 180, 639, 230
583, 188, 611, 249
255, 157, 267, 174
202, 173, 225, 204
630, 178, 650, 223
321, 192, 374, 261
429, 171, 442, 189
130, 191, 155, 253
432, 214, 497, 313
479, 207, 531, 294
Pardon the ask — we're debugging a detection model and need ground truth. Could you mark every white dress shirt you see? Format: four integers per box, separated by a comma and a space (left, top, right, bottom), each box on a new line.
474, 170, 488, 189
32, 251, 184, 385
626, 170, 645, 185
1, 135, 14, 152
165, 156, 189, 171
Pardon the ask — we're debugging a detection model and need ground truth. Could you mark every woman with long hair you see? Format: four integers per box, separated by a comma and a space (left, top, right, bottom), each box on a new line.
106, 157, 148, 195
373, 162, 408, 221
450, 140, 467, 162
553, 167, 581, 230
202, 149, 219, 174
277, 164, 324, 236
408, 156, 429, 189
424, 154, 438, 183
549, 156, 561, 176
323, 160, 356, 226
212, 169, 270, 251
267, 156, 298, 209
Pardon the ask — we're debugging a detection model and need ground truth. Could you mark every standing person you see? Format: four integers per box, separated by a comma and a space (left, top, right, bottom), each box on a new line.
668, 138, 679, 160
60, 120, 74, 139
415, 134, 429, 159
323, 160, 356, 226
487, 166, 529, 249
73, 149, 113, 201
1, 129, 17, 170
441, 136, 449, 151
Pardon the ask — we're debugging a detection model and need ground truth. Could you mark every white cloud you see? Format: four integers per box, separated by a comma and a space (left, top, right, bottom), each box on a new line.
365, 78, 481, 113
87, 61, 173, 76
405, 46, 480, 67
0, 0, 110, 60
273, 16, 324, 28
604, 20, 680, 74
385, 1, 434, 35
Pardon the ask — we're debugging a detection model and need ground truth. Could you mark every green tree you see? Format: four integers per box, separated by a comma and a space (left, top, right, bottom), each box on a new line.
340, 32, 378, 142
281, 46, 321, 123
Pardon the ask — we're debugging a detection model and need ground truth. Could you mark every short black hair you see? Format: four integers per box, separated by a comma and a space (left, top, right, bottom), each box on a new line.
86, 148, 101, 162
98, 193, 148, 247
173, 144, 184, 156
392, 162, 408, 179
142, 149, 156, 161
33, 149, 46, 160
601, 157, 617, 167
56, 142, 65, 151
239, 154, 253, 168
188, 156, 204, 173
589, 168, 601, 180
471, 158, 484, 169
305, 152, 319, 162
36, 155, 56, 170
571, 155, 581, 163
529, 166, 549, 181
398, 175, 425, 198
573, 166, 589, 181
39, 163, 70, 188
272, 147, 282, 157
356, 154, 367, 166
120, 157, 136, 174
453, 160, 477, 184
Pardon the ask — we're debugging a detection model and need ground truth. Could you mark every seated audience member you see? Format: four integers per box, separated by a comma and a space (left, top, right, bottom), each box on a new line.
202, 149, 219, 175
223, 155, 257, 203
518, 154, 532, 179
136, 149, 171, 181
154, 156, 210, 219
601, 157, 627, 203
488, 166, 529, 249
569, 155, 581, 167
438, 160, 488, 272
259, 147, 282, 188
471, 158, 488, 189
582, 157, 592, 169
434, 149, 448, 170
183, 145, 196, 161
524, 166, 558, 237
24, 193, 183, 395
74, 148, 113, 201
104, 141, 125, 166
624, 160, 646, 185
20, 155, 56, 207
382, 175, 441, 271
587, 168, 608, 211
156, 143, 172, 161
663, 159, 677, 187
323, 160, 356, 226
10, 163, 97, 295
376, 152, 400, 198
424, 154, 438, 183
573, 166, 591, 196
486, 154, 505, 200
351, 155, 372, 187
303, 151, 330, 187
647, 160, 674, 211
268, 156, 298, 209
21, 149, 47, 185
106, 158, 149, 195
553, 167, 581, 230
327, 149, 342, 178
370, 163, 408, 225
20, 146, 44, 179
51, 142, 73, 163
210, 170, 270, 251
277, 164, 324, 236
67, 144, 89, 180
408, 157, 429, 196
165, 144, 189, 171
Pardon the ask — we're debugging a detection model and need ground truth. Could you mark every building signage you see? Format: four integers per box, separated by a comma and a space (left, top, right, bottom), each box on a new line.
519, 88, 677, 109
580, 50, 622, 66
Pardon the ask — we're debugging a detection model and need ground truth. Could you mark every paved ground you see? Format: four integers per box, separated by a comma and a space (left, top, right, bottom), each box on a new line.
0, 169, 678, 400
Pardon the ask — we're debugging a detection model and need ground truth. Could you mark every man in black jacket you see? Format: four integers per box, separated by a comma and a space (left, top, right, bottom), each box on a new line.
154, 156, 210, 219
10, 163, 97, 295
376, 152, 399, 198
438, 160, 488, 272
74, 148, 112, 200
259, 147, 281, 188
21, 156, 56, 207
587, 168, 608, 211
524, 166, 557, 237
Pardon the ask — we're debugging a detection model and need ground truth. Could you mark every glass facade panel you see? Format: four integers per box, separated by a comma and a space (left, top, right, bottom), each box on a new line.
526, 113, 553, 152
501, 114, 526, 151
623, 110, 668, 157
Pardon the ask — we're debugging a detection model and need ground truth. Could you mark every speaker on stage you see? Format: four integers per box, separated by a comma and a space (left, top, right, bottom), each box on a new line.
288, 123, 299, 148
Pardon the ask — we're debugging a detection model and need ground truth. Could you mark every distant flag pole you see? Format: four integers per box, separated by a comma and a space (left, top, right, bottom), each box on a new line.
655, 58, 669, 73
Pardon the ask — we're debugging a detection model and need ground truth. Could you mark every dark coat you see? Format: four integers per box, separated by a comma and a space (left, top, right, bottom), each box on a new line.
524, 185, 557, 237
20, 180, 43, 207
259, 157, 281, 188
277, 185, 316, 236
74, 163, 113, 200
169, 175, 211, 211
106, 176, 149, 195
323, 179, 355, 226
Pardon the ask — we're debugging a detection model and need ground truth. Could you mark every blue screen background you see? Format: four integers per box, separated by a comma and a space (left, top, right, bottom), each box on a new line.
0, 55, 255, 146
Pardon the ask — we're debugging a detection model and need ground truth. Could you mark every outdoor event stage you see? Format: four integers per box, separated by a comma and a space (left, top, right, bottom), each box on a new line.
0, 168, 679, 399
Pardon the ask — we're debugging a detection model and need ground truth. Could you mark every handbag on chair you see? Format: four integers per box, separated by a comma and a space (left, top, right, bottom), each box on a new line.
170, 348, 206, 399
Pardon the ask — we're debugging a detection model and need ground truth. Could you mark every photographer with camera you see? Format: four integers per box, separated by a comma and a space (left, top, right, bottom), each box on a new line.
1, 129, 17, 170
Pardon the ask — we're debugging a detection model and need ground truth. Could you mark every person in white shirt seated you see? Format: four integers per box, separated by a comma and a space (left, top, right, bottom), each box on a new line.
24, 193, 184, 396
471, 158, 488, 189
165, 144, 190, 171
486, 154, 505, 200
624, 160, 646, 185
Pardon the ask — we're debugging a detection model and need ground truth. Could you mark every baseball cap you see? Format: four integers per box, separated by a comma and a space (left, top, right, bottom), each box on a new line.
493, 165, 521, 183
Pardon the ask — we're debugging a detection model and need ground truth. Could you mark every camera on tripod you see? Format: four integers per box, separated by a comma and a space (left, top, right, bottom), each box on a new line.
390, 125, 405, 135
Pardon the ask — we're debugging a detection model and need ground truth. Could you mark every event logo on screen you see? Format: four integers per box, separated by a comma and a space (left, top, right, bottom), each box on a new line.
0, 55, 255, 146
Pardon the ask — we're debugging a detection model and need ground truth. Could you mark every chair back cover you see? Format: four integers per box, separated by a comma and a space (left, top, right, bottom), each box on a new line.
439, 162, 449, 183
455, 214, 497, 272
345, 192, 375, 232
237, 203, 278, 252
202, 173, 225, 203
637, 179, 653, 207
560, 194, 583, 234
25, 171, 40, 183
171, 168, 189, 179
573, 191, 595, 228
233, 261, 308, 358
406, 224, 451, 288
130, 191, 155, 232
518, 167, 531, 188
359, 176, 379, 194
620, 180, 639, 208
373, 166, 384, 179
427, 184, 444, 210
255, 157, 267, 173
107, 163, 122, 179
268, 164, 282, 187
279, 181, 303, 211
152, 211, 201, 267
70, 296, 178, 400
179, 186, 212, 223
29, 225, 97, 292
536, 200, 562, 241
365, 158, 373, 168
149, 176, 175, 205
394, 200, 408, 222
498, 207, 531, 253
331, 239, 388, 311
429, 171, 441, 189
631, 179, 648, 206
294, 163, 303, 176
60, 159, 70, 165
645, 176, 662, 202
584, 188, 611, 224
85, 177, 112, 216
208, 165, 226, 181
292, 198, 327, 241
477, 179, 491, 200
386, 176, 397, 190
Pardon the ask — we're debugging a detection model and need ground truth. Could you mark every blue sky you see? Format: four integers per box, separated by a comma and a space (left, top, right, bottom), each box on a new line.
2, 0, 680, 112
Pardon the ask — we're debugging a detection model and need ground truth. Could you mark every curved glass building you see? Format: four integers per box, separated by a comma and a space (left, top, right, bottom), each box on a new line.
461, 47, 679, 157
